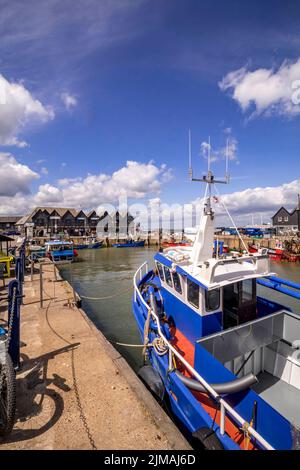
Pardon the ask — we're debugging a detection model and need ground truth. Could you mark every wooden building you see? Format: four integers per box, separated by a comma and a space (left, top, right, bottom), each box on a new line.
0, 216, 21, 234
16, 206, 135, 238
272, 196, 300, 234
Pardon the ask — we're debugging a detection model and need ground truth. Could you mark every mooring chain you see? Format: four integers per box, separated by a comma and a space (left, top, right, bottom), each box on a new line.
70, 349, 97, 450
6, 287, 17, 352
44, 292, 97, 450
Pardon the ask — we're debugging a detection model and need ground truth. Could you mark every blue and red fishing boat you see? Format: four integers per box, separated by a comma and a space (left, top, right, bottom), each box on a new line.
45, 240, 78, 262
132, 164, 300, 450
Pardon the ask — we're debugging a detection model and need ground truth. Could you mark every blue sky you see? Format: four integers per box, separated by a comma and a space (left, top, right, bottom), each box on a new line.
0, 0, 300, 223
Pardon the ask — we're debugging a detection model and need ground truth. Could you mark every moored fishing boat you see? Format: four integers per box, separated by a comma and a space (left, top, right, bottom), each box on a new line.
87, 238, 102, 249
112, 239, 145, 248
162, 241, 191, 248
132, 165, 300, 450
45, 240, 78, 262
74, 243, 87, 250
74, 237, 103, 250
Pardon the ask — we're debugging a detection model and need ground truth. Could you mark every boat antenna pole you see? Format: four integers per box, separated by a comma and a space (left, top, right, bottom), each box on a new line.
188, 129, 193, 181
225, 138, 230, 183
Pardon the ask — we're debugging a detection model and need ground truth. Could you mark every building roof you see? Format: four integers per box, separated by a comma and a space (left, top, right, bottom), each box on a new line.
16, 207, 135, 225
33, 206, 78, 217
0, 234, 14, 242
16, 214, 32, 225
272, 206, 300, 220
0, 216, 22, 223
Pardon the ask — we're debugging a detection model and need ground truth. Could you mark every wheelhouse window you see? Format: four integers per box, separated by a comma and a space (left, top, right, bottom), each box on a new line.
187, 278, 199, 308
205, 289, 220, 312
172, 271, 182, 294
223, 279, 257, 329
156, 262, 164, 282
164, 266, 173, 287
241, 279, 256, 304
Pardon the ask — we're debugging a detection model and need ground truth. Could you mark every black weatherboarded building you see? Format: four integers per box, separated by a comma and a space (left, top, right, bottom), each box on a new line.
272, 196, 300, 234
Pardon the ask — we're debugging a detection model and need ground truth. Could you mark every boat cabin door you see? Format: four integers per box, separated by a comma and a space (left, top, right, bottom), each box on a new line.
223, 279, 257, 329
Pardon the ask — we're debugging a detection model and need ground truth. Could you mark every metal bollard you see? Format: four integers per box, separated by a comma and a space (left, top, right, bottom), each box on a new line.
39, 263, 43, 308
31, 254, 34, 281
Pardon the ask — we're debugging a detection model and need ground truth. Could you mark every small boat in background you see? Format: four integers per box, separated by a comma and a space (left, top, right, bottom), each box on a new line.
74, 243, 87, 250
45, 241, 78, 263
87, 238, 102, 249
74, 237, 103, 250
161, 241, 190, 248
112, 239, 145, 248
268, 240, 284, 261
248, 243, 260, 254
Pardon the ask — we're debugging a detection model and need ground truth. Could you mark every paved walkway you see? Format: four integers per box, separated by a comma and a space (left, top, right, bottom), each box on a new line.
0, 263, 190, 450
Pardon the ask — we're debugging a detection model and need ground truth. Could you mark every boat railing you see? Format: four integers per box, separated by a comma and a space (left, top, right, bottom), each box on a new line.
258, 276, 300, 300
133, 261, 274, 451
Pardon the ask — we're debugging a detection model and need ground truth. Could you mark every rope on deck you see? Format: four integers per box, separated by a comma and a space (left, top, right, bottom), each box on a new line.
109, 337, 168, 355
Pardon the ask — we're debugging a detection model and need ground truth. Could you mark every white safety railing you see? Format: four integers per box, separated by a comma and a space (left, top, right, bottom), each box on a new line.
133, 261, 274, 451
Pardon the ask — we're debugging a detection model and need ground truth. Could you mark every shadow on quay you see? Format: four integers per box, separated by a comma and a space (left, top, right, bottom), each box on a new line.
1, 343, 80, 445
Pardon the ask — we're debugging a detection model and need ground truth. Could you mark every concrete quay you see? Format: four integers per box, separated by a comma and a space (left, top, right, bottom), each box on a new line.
0, 262, 190, 450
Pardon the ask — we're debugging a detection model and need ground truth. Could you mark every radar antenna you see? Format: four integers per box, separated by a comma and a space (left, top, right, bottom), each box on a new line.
187, 132, 230, 216
188, 135, 229, 185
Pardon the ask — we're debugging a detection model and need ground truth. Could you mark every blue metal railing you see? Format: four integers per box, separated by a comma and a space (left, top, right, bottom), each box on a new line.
257, 276, 300, 300
7, 279, 21, 368
5, 239, 26, 369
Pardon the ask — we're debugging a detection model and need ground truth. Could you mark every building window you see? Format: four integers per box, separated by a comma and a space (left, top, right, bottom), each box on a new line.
164, 266, 173, 287
284, 216, 289, 222
205, 289, 220, 312
187, 278, 199, 309
278, 217, 282, 222
172, 272, 182, 294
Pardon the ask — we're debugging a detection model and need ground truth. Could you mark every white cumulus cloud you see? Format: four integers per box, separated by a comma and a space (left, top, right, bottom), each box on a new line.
60, 92, 77, 111
34, 184, 62, 204
219, 59, 300, 117
56, 160, 172, 207
0, 159, 172, 214
0, 74, 54, 147
0, 152, 39, 196
194, 179, 300, 225
200, 134, 239, 164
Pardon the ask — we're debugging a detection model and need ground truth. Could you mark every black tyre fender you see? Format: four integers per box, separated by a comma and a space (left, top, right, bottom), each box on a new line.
138, 365, 165, 402
0, 353, 16, 438
193, 427, 224, 450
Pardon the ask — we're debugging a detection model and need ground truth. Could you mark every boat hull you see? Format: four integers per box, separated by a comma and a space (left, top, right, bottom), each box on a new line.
87, 241, 102, 249
112, 241, 145, 248
132, 289, 239, 450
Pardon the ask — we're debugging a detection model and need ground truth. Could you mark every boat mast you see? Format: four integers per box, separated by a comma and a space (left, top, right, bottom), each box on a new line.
188, 133, 229, 271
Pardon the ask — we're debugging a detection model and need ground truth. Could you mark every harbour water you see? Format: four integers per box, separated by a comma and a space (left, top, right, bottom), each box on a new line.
60, 247, 157, 371
59, 248, 300, 372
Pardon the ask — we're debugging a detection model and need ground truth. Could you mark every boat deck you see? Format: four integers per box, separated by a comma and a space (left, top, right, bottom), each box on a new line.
252, 371, 300, 429
171, 328, 255, 449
